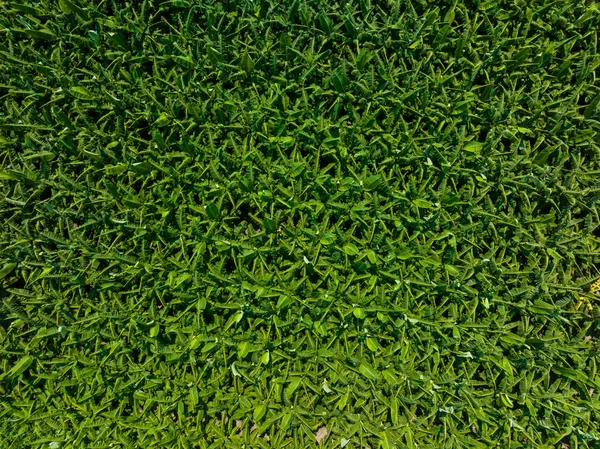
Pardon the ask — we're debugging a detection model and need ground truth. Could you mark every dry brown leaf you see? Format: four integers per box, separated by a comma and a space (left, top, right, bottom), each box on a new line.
315, 426, 328, 444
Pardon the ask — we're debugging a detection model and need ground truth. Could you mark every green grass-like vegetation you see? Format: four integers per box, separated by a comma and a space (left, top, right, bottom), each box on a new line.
1, 0, 600, 447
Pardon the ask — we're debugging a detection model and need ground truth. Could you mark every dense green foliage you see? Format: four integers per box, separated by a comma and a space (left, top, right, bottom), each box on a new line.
1, 0, 600, 447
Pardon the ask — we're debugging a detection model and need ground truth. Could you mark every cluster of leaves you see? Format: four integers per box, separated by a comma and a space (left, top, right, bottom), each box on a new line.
1, 0, 600, 447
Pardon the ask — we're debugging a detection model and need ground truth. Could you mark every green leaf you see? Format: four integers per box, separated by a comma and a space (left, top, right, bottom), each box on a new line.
238, 341, 251, 359
4, 355, 34, 380
201, 341, 218, 353
366, 249, 377, 264
500, 332, 525, 346
206, 203, 220, 219
241, 51, 255, 74
444, 264, 459, 276
153, 130, 166, 149
285, 377, 302, 398
0, 262, 17, 280
335, 388, 350, 410
479, 0, 498, 10
353, 307, 366, 319
69, 86, 95, 101
189, 335, 202, 350
331, 70, 348, 93
364, 174, 382, 190
390, 396, 399, 426
253, 403, 267, 421
279, 136, 295, 148
207, 46, 223, 64
413, 198, 433, 208
366, 337, 379, 352
59, 0, 87, 19
358, 362, 379, 381
10, 2, 45, 16
281, 412, 292, 430
584, 93, 600, 119
380, 430, 393, 449
532, 145, 556, 166
463, 141, 483, 153
383, 370, 400, 386
320, 233, 336, 245
263, 218, 277, 234
149, 322, 160, 337
261, 350, 270, 365
173, 55, 194, 69
24, 28, 56, 40
122, 196, 144, 208
343, 243, 359, 256
395, 248, 413, 260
